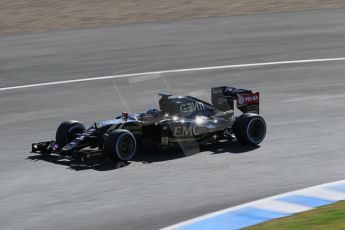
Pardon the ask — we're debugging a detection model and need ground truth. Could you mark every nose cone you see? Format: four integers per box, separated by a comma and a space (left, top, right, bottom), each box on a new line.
60, 143, 75, 155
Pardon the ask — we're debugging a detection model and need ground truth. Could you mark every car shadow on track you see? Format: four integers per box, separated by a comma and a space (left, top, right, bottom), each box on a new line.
27, 140, 259, 171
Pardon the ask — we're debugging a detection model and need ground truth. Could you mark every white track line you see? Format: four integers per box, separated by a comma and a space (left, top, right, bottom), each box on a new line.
1, 57, 345, 92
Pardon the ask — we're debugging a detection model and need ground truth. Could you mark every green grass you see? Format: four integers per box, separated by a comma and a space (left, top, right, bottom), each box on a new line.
246, 201, 345, 230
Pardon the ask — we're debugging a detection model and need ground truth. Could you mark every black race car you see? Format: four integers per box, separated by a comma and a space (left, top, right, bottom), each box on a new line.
31, 86, 266, 162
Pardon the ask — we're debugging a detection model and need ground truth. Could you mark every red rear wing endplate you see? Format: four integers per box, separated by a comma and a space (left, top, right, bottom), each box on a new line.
237, 92, 260, 114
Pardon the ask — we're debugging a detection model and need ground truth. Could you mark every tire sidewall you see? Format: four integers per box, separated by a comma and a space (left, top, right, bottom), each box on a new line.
115, 132, 137, 161
245, 116, 266, 145
105, 130, 137, 161
56, 120, 86, 148
234, 113, 266, 145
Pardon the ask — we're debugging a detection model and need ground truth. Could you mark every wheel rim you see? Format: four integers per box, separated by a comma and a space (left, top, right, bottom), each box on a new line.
247, 118, 265, 144
116, 134, 136, 161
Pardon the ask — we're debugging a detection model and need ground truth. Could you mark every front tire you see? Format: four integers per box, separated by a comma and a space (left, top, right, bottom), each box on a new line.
104, 129, 137, 162
234, 113, 266, 145
55, 120, 86, 149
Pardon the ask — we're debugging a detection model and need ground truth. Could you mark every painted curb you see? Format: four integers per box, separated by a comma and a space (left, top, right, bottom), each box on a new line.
162, 180, 345, 230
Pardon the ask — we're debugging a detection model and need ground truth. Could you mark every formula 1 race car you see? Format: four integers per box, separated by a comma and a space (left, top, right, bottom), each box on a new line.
31, 86, 266, 162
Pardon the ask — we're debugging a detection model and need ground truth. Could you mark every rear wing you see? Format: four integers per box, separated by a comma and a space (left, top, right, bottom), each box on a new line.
211, 86, 260, 114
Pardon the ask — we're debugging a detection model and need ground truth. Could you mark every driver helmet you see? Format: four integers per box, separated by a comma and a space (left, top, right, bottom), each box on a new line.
144, 108, 161, 119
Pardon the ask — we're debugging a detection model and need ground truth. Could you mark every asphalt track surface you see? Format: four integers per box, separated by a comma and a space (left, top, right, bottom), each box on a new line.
1, 9, 345, 230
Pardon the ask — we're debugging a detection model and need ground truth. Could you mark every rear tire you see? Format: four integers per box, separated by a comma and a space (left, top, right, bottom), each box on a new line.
55, 120, 86, 149
104, 129, 137, 162
234, 113, 266, 145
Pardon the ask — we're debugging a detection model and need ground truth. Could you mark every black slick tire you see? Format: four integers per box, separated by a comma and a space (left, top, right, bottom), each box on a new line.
234, 113, 266, 145
104, 129, 137, 162
55, 120, 86, 149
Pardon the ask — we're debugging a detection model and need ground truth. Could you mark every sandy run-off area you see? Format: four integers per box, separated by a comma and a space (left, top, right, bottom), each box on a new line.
1, 0, 345, 34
